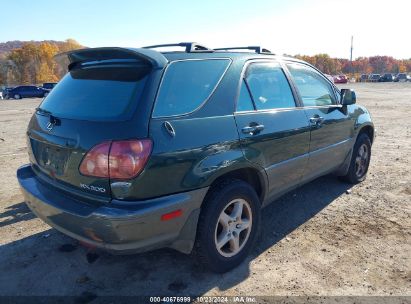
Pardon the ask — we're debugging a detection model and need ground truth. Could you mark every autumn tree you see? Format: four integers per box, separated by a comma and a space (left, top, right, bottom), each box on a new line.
1, 39, 84, 86
295, 54, 342, 74
1, 39, 410, 87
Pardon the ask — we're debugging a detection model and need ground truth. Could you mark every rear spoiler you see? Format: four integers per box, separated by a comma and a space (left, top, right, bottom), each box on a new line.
54, 47, 168, 70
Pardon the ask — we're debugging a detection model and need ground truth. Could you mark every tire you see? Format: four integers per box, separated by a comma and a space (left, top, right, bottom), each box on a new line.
14, 94, 21, 99
194, 179, 261, 273
340, 133, 372, 184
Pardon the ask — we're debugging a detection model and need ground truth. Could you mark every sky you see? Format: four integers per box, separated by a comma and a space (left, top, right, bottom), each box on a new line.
1, 0, 410, 59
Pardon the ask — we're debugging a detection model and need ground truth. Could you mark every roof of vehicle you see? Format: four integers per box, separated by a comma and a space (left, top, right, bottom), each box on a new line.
13, 85, 36, 88
140, 43, 308, 65
161, 51, 299, 62
55, 43, 320, 76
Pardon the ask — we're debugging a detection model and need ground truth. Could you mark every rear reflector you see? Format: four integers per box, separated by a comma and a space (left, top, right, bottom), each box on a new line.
161, 209, 183, 221
79, 139, 152, 180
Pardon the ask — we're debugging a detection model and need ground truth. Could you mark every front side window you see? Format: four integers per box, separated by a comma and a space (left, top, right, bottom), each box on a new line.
287, 63, 336, 107
245, 62, 296, 110
153, 59, 231, 117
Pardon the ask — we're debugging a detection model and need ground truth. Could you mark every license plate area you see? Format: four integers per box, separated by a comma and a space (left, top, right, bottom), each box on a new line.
30, 139, 70, 176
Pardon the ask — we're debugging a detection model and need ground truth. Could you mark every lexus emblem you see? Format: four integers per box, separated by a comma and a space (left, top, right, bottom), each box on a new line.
46, 121, 54, 131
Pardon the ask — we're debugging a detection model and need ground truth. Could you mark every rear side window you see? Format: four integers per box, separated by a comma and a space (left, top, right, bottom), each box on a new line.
245, 62, 296, 110
236, 79, 254, 112
287, 63, 336, 107
39, 64, 150, 121
153, 59, 230, 117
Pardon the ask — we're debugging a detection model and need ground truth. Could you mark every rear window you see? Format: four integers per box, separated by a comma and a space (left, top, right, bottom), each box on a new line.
43, 83, 56, 89
153, 59, 231, 117
39, 64, 150, 121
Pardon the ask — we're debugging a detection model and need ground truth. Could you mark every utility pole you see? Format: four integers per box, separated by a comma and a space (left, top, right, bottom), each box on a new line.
350, 36, 353, 77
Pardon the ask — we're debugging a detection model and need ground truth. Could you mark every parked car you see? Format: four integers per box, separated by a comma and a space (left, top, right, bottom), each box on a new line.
5, 85, 47, 99
359, 74, 369, 82
368, 74, 380, 82
333, 74, 348, 84
3, 87, 14, 97
394, 73, 411, 82
0, 87, 7, 100
324, 74, 334, 83
379, 73, 394, 82
42, 82, 57, 90
41, 82, 58, 96
17, 43, 374, 273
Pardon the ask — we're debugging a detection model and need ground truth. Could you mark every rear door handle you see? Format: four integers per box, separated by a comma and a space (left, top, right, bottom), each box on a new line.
242, 124, 264, 135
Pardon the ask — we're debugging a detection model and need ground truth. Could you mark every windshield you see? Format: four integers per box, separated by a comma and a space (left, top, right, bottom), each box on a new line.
39, 64, 151, 121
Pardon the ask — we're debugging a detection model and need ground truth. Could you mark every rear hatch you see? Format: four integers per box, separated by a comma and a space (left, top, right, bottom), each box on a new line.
27, 48, 167, 203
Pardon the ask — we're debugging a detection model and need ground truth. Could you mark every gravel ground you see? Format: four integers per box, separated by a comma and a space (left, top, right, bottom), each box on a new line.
0, 82, 410, 298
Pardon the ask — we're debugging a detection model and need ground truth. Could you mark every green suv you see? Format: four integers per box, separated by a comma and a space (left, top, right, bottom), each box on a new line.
17, 43, 374, 273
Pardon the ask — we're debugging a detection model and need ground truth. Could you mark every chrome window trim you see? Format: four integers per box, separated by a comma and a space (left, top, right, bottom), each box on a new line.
234, 104, 342, 115
235, 59, 299, 112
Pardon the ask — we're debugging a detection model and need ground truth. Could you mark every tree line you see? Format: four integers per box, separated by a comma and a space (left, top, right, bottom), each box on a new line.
294, 54, 411, 75
1, 40, 410, 86
0, 39, 83, 86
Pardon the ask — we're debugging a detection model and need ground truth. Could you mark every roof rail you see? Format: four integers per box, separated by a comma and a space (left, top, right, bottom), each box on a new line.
142, 42, 213, 53
214, 46, 273, 55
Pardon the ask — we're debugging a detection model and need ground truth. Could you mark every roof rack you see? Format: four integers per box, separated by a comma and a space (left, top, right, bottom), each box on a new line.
214, 46, 273, 55
142, 42, 213, 53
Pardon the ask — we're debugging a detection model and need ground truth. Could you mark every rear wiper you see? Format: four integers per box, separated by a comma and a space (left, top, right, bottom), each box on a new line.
36, 107, 52, 116
36, 107, 61, 127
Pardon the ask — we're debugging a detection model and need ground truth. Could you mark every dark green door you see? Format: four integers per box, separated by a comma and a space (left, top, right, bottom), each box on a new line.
234, 61, 311, 202
285, 62, 353, 181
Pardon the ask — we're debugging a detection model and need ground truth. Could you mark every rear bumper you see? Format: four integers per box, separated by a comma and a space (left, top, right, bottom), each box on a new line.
17, 164, 208, 254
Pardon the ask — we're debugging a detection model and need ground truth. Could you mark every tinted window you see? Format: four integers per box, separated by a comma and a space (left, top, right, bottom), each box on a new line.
153, 59, 230, 117
287, 63, 336, 107
245, 62, 295, 110
39, 64, 150, 121
43, 83, 56, 89
236, 79, 254, 112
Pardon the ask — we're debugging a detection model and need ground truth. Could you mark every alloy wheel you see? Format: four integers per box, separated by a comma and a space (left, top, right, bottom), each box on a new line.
355, 143, 369, 178
214, 198, 253, 258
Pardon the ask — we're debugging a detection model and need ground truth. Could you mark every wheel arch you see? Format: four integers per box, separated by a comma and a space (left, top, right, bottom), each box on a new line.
357, 124, 375, 144
205, 165, 268, 203
336, 122, 374, 177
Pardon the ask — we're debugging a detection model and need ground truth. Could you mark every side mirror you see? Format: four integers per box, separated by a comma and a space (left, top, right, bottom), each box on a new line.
341, 89, 356, 105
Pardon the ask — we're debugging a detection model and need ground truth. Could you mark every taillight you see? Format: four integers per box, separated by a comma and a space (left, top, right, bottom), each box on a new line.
109, 140, 152, 179
79, 142, 110, 178
79, 139, 152, 180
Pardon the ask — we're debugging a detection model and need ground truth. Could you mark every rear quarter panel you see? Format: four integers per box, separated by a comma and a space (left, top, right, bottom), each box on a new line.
123, 115, 252, 200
